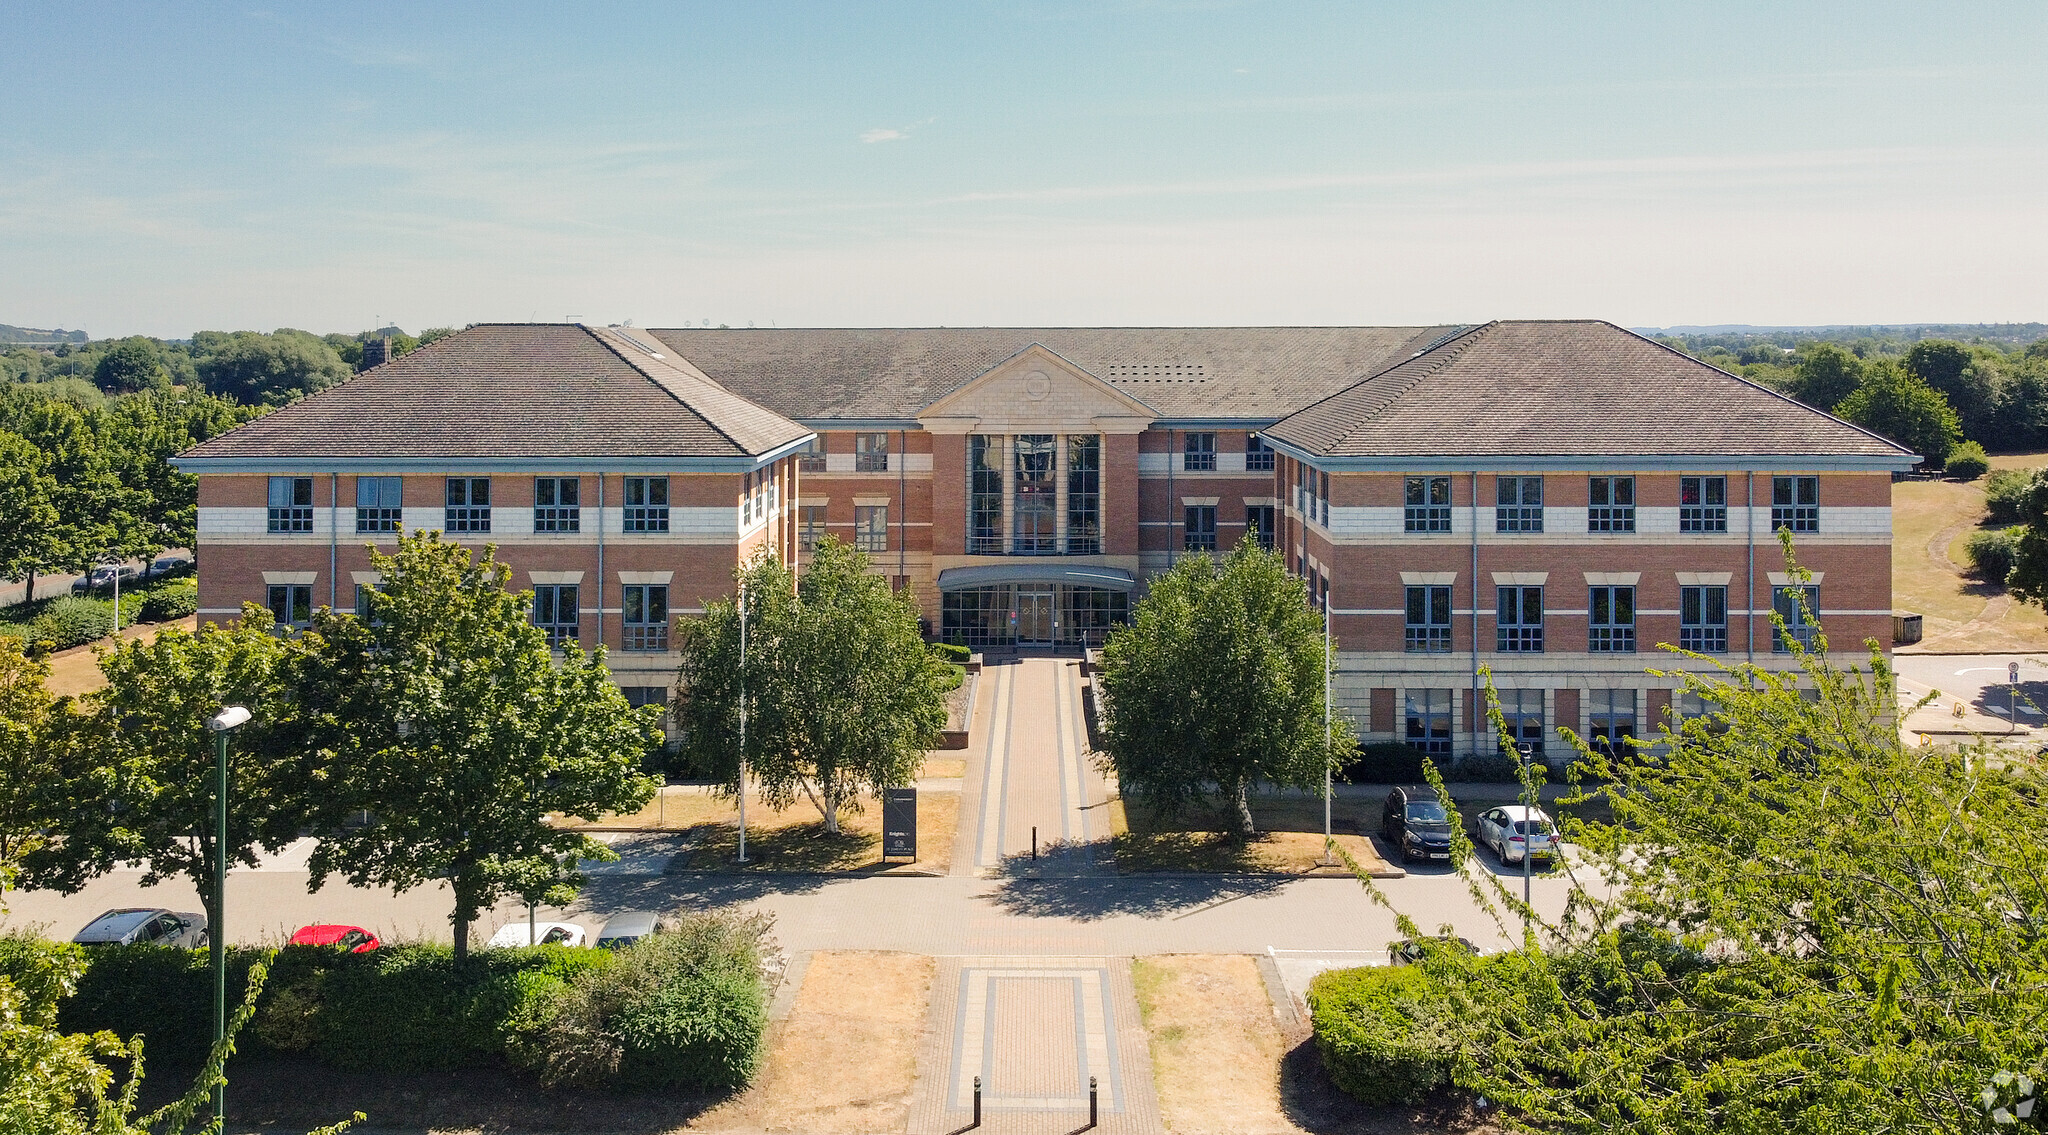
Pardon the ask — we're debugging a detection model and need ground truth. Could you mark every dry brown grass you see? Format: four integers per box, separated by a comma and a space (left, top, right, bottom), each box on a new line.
39, 615, 196, 698
692, 951, 935, 1133
617, 785, 956, 875
1113, 792, 1397, 876
1132, 954, 1493, 1135
1893, 458, 2048, 650
919, 756, 967, 780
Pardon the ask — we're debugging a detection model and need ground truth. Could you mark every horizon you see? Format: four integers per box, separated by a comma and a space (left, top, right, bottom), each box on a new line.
4, 2, 2044, 338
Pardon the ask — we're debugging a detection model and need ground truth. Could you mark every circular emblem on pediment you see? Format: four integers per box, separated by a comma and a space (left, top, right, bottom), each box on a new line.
1023, 370, 1051, 401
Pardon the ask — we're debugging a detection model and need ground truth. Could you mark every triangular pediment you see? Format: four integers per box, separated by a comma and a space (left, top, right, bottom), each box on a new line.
917, 344, 1157, 435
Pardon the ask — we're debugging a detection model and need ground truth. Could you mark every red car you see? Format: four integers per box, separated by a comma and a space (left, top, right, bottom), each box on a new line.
288, 924, 381, 953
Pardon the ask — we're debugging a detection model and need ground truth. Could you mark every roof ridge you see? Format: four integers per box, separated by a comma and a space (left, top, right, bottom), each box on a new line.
582, 325, 793, 455
1323, 322, 1494, 453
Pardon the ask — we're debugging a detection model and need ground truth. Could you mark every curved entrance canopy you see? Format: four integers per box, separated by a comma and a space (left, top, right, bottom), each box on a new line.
935, 564, 1136, 592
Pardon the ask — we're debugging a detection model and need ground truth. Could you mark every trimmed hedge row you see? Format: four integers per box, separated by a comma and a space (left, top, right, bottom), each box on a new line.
15, 910, 771, 1092
1306, 963, 1464, 1104
0, 577, 196, 654
931, 641, 972, 664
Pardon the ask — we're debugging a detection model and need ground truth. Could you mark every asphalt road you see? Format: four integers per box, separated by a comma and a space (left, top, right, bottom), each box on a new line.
1894, 651, 2048, 740
0, 550, 188, 608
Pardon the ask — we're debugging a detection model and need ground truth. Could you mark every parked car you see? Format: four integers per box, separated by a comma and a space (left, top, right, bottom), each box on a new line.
1388, 935, 1479, 966
1380, 785, 1456, 863
287, 924, 381, 953
73, 908, 208, 948
486, 921, 587, 948
71, 565, 142, 593
147, 554, 194, 579
594, 910, 661, 950
1474, 804, 1557, 866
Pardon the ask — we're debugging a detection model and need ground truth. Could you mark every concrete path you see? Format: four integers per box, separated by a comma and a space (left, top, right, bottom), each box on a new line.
963, 657, 1111, 878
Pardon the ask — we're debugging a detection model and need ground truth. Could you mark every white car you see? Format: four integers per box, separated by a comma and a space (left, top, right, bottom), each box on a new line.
1474, 804, 1557, 866
486, 920, 587, 948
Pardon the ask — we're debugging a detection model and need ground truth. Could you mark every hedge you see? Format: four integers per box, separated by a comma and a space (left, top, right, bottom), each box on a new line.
1946, 441, 1990, 481
1306, 964, 1462, 1104
1986, 468, 2035, 524
1343, 740, 1427, 784
0, 580, 197, 654
140, 577, 199, 621
62, 943, 268, 1063
1965, 528, 2020, 585
932, 641, 972, 664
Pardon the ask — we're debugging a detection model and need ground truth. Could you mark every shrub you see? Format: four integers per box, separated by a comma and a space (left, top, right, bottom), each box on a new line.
1946, 441, 1990, 480
1965, 528, 2020, 584
140, 578, 199, 621
520, 910, 770, 1090
314, 943, 607, 1072
62, 945, 267, 1064
1342, 740, 1427, 784
932, 641, 971, 664
1986, 467, 2036, 524
1307, 964, 1461, 1104
1448, 750, 1537, 783
24, 597, 114, 651
938, 665, 964, 692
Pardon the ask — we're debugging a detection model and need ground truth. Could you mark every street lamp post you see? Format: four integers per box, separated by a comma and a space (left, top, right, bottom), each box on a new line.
1516, 741, 1534, 910
204, 704, 251, 1124
1320, 591, 1335, 866
736, 581, 749, 864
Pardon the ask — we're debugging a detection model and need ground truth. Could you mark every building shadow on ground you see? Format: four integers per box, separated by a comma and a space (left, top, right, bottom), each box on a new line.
984, 864, 1298, 922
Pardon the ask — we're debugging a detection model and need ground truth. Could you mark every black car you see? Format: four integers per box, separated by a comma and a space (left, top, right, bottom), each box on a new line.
1381, 785, 1456, 863
73, 907, 209, 949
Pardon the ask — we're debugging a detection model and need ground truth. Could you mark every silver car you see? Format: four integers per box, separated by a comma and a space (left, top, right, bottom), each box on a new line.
73, 908, 209, 948
1474, 805, 1557, 866
594, 910, 661, 950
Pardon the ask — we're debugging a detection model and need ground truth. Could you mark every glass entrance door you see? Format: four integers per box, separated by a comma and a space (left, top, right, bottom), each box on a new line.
1016, 586, 1055, 644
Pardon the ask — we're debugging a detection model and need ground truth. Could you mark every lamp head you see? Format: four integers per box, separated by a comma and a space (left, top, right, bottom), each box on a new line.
206, 706, 252, 733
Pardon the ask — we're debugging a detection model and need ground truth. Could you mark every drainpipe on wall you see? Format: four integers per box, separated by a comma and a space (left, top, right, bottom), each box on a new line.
596, 473, 606, 651
1746, 471, 1756, 664
898, 430, 907, 587
1470, 471, 1481, 753
329, 473, 339, 610
1166, 429, 1176, 568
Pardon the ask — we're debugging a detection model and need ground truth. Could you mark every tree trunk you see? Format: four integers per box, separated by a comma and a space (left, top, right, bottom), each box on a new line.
451, 877, 475, 959
823, 783, 840, 834
1233, 777, 1256, 838
24, 569, 34, 604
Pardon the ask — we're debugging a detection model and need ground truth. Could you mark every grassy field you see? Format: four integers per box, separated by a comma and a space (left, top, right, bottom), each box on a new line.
1894, 452, 2048, 651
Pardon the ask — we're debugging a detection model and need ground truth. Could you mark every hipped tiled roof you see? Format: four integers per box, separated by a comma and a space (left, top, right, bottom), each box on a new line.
178, 324, 812, 462
1264, 320, 1916, 460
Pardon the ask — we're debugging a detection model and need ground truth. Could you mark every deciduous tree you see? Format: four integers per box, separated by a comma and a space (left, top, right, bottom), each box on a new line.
675, 538, 949, 834
301, 533, 657, 956
1789, 341, 1863, 411
0, 638, 64, 867
1096, 539, 1350, 837
1834, 359, 1962, 466
0, 430, 60, 602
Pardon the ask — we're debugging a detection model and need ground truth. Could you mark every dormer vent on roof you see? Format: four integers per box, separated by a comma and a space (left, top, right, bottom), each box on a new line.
1104, 363, 1207, 382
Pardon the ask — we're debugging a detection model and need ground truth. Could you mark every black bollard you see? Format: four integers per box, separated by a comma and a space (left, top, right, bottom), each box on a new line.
973, 1074, 982, 1127
1032, 826, 1038, 861
1089, 1075, 1098, 1127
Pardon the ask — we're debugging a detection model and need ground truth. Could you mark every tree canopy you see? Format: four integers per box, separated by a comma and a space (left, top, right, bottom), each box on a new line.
1787, 341, 1863, 411
193, 329, 352, 405
1833, 359, 1963, 466
675, 538, 950, 833
301, 532, 658, 956
1095, 539, 1350, 836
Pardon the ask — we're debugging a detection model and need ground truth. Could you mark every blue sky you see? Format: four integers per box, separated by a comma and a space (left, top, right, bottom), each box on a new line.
3, 1, 2044, 337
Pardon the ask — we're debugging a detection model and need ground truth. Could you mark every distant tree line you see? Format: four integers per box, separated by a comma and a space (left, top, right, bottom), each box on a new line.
1660, 331, 2048, 466
1, 325, 458, 407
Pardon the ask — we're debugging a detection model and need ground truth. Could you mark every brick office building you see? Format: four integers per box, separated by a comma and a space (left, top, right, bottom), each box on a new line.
175, 319, 1913, 758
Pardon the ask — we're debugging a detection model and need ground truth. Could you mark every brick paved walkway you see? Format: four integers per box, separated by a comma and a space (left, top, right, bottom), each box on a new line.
909, 956, 1163, 1135
962, 656, 1112, 879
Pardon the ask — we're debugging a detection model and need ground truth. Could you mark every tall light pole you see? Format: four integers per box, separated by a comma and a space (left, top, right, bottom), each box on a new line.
204, 704, 251, 1124
736, 580, 749, 864
1321, 586, 1334, 864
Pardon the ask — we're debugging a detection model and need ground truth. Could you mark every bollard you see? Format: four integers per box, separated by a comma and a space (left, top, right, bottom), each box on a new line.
1032, 826, 1038, 861
1089, 1075, 1098, 1127
973, 1074, 982, 1127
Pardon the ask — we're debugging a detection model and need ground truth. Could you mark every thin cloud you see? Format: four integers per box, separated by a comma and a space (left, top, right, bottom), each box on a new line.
861, 128, 906, 144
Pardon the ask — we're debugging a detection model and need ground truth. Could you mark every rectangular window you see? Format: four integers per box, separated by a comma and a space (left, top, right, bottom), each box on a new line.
1184, 505, 1218, 551
532, 583, 579, 648
1588, 476, 1635, 532
267, 583, 313, 629
1013, 435, 1056, 553
968, 435, 1004, 555
445, 477, 491, 532
1773, 584, 1821, 653
533, 476, 580, 533
1245, 433, 1275, 472
1499, 689, 1546, 759
1299, 465, 1318, 525
855, 432, 890, 473
624, 476, 669, 532
1318, 472, 1330, 527
1772, 475, 1820, 533
1404, 689, 1453, 756
1680, 585, 1729, 653
798, 505, 827, 552
354, 476, 402, 534
352, 583, 382, 624
1067, 435, 1101, 554
855, 504, 888, 553
1589, 586, 1636, 653
1405, 585, 1453, 653
1496, 586, 1544, 652
622, 584, 669, 651
268, 476, 314, 533
1587, 689, 1637, 755
1496, 476, 1544, 532
1183, 432, 1216, 472
1680, 475, 1727, 533
1246, 505, 1276, 551
1404, 476, 1452, 532
795, 437, 825, 473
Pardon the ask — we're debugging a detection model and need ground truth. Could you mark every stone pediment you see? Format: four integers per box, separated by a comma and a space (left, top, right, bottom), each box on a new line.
916, 344, 1157, 435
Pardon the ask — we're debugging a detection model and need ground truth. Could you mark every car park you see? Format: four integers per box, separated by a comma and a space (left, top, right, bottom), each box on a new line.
594, 910, 661, 950
486, 921, 587, 948
1474, 804, 1557, 866
287, 924, 381, 953
73, 908, 208, 948
1380, 785, 1456, 863
147, 554, 193, 579
71, 565, 142, 594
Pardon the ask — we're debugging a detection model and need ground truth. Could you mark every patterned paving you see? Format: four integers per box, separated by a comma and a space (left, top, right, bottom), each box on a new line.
967, 657, 1111, 877
909, 956, 1163, 1135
